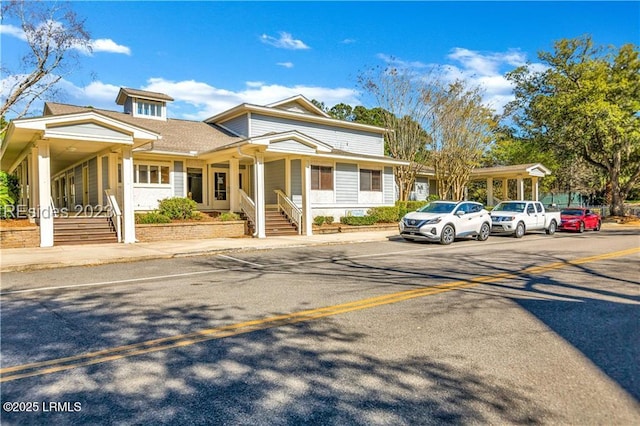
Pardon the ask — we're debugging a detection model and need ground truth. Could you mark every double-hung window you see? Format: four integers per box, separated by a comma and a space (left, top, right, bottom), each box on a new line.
311, 165, 333, 190
360, 169, 381, 191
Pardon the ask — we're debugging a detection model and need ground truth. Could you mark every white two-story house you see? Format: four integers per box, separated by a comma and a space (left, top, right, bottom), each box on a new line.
1, 88, 407, 246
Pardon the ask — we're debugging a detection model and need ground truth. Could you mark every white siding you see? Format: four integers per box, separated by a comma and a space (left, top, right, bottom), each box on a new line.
220, 115, 248, 137
290, 159, 302, 206
335, 163, 358, 204
50, 122, 129, 140
173, 161, 184, 197
133, 187, 172, 210
267, 139, 316, 154
384, 167, 395, 204
250, 114, 384, 156
264, 159, 285, 204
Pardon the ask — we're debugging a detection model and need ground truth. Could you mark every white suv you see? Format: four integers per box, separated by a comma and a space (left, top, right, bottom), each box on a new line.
399, 201, 491, 245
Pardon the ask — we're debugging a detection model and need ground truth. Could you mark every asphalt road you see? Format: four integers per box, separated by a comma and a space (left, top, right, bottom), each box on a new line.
1, 228, 639, 425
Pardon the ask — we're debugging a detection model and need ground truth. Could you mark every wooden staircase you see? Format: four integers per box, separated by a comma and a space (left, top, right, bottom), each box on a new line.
265, 209, 298, 236
54, 216, 118, 245
243, 209, 299, 236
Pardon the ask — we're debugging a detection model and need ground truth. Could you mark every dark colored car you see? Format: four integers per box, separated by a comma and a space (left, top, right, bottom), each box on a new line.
559, 208, 602, 233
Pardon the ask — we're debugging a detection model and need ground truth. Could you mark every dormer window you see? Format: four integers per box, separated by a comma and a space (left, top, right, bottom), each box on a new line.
137, 100, 163, 118
116, 87, 174, 121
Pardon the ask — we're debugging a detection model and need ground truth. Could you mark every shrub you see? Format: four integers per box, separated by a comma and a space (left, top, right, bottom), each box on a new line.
323, 216, 334, 225
340, 215, 378, 226
219, 212, 240, 221
0, 171, 19, 219
313, 216, 326, 226
157, 197, 197, 220
367, 206, 399, 223
136, 211, 172, 224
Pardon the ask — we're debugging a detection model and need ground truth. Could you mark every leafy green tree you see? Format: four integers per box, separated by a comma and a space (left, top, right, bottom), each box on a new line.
505, 36, 640, 215
327, 103, 354, 121
352, 106, 387, 127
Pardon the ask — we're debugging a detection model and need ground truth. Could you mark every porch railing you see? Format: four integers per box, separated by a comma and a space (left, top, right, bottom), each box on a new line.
104, 189, 122, 243
238, 189, 256, 227
274, 189, 302, 234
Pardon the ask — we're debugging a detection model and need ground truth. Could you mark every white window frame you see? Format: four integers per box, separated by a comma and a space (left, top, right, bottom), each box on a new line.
133, 162, 171, 187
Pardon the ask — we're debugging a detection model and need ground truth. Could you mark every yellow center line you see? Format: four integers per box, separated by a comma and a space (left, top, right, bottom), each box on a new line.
1, 247, 638, 383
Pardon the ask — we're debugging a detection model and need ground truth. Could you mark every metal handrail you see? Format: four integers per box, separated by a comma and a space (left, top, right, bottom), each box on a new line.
274, 189, 302, 234
104, 189, 122, 243
238, 189, 256, 226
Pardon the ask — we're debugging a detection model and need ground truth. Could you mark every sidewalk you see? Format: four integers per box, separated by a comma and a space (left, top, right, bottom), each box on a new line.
0, 230, 400, 272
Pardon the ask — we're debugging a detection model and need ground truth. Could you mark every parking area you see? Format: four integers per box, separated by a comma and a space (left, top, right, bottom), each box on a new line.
1, 228, 639, 424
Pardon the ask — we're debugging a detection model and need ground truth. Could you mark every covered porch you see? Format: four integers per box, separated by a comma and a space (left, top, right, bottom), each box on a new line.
1, 111, 160, 247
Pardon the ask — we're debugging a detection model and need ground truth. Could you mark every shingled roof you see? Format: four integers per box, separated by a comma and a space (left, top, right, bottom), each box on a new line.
44, 102, 242, 155
115, 87, 174, 105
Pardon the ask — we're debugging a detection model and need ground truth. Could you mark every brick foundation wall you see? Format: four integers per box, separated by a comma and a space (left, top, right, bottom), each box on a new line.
1, 227, 40, 248
136, 221, 246, 242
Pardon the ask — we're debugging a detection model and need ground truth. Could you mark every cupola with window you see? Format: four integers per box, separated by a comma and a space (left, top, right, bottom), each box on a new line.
115, 87, 174, 121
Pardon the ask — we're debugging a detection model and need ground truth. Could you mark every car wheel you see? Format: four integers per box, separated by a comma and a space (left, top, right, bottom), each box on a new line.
546, 220, 557, 235
514, 222, 525, 238
477, 222, 490, 241
440, 224, 455, 245
595, 221, 601, 231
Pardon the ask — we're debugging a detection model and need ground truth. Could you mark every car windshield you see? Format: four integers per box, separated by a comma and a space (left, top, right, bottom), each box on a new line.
418, 202, 457, 214
562, 209, 584, 216
493, 202, 526, 213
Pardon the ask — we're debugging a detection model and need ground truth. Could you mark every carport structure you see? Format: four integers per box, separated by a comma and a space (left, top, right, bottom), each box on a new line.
469, 163, 552, 206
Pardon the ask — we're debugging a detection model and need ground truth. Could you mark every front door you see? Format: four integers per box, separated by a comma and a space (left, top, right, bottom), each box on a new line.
212, 169, 229, 210
187, 168, 203, 205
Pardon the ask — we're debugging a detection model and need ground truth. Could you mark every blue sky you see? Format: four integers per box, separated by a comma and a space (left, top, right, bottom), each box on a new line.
1, 1, 638, 121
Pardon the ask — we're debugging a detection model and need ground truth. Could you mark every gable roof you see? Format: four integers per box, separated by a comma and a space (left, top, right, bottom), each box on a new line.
205, 101, 388, 135
115, 87, 174, 105
266, 95, 331, 118
45, 102, 241, 155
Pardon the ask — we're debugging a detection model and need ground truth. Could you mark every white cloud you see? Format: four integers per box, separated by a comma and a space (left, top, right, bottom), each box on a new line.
0, 24, 27, 41
378, 48, 540, 115
142, 78, 358, 120
277, 62, 294, 68
341, 38, 356, 44
260, 32, 310, 50
89, 39, 131, 55
1, 21, 130, 56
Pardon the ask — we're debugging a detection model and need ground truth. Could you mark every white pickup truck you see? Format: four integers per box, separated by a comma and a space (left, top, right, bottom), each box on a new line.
490, 201, 560, 238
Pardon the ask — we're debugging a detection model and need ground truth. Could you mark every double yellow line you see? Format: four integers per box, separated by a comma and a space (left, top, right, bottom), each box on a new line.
2, 247, 638, 383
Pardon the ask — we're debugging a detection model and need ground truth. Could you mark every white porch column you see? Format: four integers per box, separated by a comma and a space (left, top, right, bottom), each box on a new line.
486, 177, 494, 206
532, 177, 539, 201
254, 153, 266, 238
301, 159, 312, 236
107, 152, 118, 192
502, 179, 508, 201
37, 141, 54, 247
29, 149, 39, 211
517, 177, 524, 200
122, 147, 136, 243
229, 158, 239, 212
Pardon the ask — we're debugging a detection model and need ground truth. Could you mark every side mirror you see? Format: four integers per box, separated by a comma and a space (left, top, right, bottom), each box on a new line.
456, 211, 465, 217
